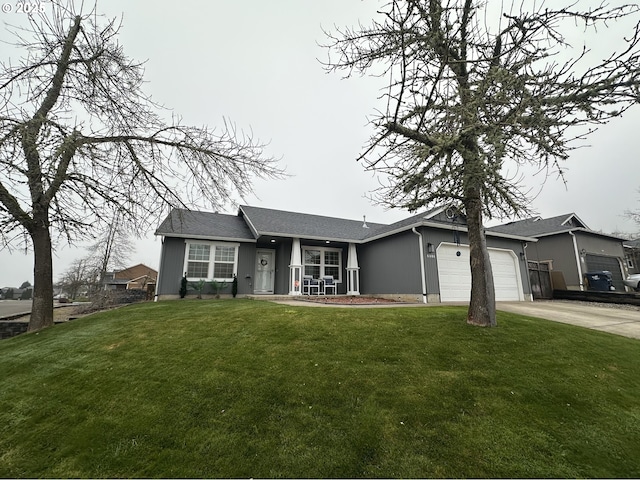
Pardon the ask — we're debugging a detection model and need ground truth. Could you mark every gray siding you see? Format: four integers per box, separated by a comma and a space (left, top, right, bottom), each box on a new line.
525, 232, 625, 290
157, 237, 188, 296
358, 230, 423, 296
236, 243, 258, 294
525, 235, 579, 289
358, 227, 531, 299
157, 237, 257, 297
576, 232, 625, 259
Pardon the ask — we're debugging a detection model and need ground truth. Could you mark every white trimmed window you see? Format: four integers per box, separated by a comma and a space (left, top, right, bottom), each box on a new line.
303, 247, 342, 281
184, 241, 239, 281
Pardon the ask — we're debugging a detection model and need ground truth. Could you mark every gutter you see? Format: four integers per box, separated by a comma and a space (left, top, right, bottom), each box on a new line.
412, 227, 428, 304
569, 231, 584, 291
365, 220, 538, 244
155, 233, 257, 243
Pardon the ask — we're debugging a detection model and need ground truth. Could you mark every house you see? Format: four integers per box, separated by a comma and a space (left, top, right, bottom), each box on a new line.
0, 287, 31, 300
490, 213, 628, 292
103, 264, 158, 293
623, 239, 640, 275
154, 205, 536, 302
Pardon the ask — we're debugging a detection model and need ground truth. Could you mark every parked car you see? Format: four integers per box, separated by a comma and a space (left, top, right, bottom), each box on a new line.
623, 273, 640, 292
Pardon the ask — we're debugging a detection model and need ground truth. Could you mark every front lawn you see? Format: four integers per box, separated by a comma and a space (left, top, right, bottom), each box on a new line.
1, 299, 639, 478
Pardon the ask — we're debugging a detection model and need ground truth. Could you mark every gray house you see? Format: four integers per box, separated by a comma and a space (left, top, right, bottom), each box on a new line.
624, 238, 640, 275
154, 205, 535, 302
490, 213, 628, 292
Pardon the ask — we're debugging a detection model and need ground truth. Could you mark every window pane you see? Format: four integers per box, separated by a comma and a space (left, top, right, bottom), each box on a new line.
215, 246, 235, 262
188, 244, 210, 261
325, 266, 339, 278
213, 263, 234, 279
187, 261, 209, 278
304, 250, 321, 265
304, 265, 320, 278
325, 251, 339, 265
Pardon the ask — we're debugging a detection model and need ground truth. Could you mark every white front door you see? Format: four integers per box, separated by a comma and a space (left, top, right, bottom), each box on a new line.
254, 250, 275, 293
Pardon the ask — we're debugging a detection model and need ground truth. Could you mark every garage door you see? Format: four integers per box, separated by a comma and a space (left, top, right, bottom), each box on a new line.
437, 243, 523, 302
585, 254, 624, 291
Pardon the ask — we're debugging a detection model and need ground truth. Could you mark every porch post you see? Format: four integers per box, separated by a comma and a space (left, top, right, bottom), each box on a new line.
289, 237, 303, 295
346, 243, 360, 295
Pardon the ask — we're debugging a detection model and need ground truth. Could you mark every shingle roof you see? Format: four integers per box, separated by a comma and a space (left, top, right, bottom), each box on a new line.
155, 205, 535, 244
239, 205, 386, 242
490, 213, 625, 241
489, 213, 587, 237
624, 238, 640, 248
155, 209, 256, 241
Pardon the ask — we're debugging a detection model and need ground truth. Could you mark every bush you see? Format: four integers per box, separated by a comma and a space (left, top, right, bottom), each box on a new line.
81, 289, 148, 313
179, 275, 187, 298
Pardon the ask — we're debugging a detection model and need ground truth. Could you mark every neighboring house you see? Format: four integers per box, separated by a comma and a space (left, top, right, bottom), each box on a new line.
0, 287, 30, 300
490, 213, 628, 292
154, 205, 536, 303
103, 264, 158, 293
623, 239, 640, 275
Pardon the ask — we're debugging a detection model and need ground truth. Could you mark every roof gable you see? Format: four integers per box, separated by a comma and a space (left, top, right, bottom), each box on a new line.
114, 264, 158, 281
560, 213, 587, 228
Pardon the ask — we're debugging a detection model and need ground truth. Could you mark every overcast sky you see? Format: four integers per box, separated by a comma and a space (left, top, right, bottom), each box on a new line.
1, 0, 639, 288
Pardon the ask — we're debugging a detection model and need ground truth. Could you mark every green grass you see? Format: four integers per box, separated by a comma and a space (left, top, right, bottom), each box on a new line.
1, 299, 639, 478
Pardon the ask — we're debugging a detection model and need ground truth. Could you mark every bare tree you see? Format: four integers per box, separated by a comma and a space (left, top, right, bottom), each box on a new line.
83, 211, 134, 290
58, 258, 91, 300
324, 0, 640, 326
0, 5, 284, 331
626, 189, 640, 232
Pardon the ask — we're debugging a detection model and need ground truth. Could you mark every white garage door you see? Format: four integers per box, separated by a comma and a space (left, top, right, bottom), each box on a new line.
437, 243, 523, 302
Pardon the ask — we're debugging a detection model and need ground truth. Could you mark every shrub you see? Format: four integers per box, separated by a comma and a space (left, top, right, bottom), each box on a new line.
179, 275, 188, 298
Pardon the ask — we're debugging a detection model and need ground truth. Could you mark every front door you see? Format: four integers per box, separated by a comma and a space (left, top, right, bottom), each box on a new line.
254, 250, 275, 294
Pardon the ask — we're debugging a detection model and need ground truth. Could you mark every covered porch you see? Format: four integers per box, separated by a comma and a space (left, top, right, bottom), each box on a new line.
287, 238, 360, 296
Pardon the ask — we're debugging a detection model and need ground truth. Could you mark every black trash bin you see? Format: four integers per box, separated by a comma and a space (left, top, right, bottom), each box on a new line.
584, 271, 615, 291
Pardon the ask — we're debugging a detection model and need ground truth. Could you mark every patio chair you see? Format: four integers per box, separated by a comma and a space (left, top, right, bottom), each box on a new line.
303, 275, 320, 295
322, 275, 337, 295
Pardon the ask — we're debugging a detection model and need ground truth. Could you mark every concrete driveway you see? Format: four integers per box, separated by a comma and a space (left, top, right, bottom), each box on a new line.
497, 300, 640, 340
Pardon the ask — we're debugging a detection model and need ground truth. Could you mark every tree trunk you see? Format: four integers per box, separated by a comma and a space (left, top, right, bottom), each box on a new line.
465, 193, 497, 327
28, 224, 54, 332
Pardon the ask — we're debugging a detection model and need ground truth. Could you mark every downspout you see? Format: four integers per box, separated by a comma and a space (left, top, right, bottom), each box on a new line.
412, 227, 428, 304
569, 231, 584, 291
